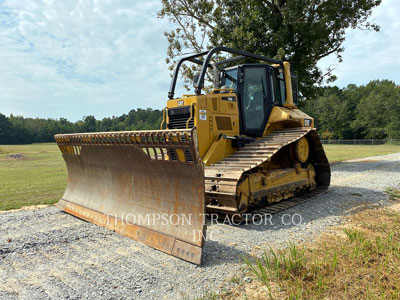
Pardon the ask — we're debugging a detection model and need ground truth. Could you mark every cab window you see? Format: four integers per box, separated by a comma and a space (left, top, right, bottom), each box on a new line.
242, 67, 268, 131
221, 69, 238, 91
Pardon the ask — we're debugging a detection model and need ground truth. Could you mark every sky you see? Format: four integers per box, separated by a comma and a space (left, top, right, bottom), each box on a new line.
0, 0, 399, 121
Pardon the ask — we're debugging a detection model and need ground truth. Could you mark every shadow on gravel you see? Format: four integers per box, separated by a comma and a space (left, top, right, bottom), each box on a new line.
202, 240, 249, 266
235, 186, 385, 233
200, 185, 387, 266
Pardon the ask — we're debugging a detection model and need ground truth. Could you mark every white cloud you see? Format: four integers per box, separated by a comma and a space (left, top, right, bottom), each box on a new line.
0, 0, 172, 120
0, 0, 398, 121
318, 0, 400, 88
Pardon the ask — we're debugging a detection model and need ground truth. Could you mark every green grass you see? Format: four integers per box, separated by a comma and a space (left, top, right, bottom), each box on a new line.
0, 143, 66, 210
1, 143, 400, 211
385, 187, 400, 201
244, 218, 400, 299
223, 205, 400, 300
323, 144, 400, 163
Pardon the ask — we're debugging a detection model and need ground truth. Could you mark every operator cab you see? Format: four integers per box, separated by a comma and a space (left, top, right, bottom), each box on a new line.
167, 47, 299, 138
220, 64, 298, 137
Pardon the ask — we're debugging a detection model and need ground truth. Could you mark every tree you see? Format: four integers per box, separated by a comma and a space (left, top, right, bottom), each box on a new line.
8, 115, 33, 144
302, 87, 352, 139
82, 116, 97, 132
158, 0, 381, 98
352, 80, 400, 139
0, 113, 13, 144
0, 109, 164, 144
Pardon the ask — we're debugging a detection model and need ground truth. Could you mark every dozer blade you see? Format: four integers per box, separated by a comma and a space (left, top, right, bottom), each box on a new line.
55, 128, 205, 264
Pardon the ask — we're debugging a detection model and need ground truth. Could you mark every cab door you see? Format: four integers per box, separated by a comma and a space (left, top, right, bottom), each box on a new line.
238, 66, 272, 137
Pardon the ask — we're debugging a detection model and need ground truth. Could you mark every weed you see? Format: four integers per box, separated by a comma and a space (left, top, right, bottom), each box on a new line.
343, 228, 365, 243
229, 276, 240, 284
198, 292, 219, 300
349, 192, 363, 197
241, 207, 400, 300
331, 250, 338, 271
385, 188, 400, 201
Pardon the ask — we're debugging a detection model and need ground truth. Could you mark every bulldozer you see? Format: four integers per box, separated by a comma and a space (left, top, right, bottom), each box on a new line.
55, 47, 330, 264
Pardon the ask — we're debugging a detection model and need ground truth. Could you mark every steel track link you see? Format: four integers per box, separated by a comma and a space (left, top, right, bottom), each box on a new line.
203, 127, 331, 217
246, 186, 328, 219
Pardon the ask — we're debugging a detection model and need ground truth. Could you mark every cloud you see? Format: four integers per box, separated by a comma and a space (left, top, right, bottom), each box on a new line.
0, 0, 398, 121
0, 0, 172, 121
318, 0, 400, 88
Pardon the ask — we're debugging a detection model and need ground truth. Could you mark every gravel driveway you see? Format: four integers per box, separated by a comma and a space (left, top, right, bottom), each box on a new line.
1, 153, 400, 300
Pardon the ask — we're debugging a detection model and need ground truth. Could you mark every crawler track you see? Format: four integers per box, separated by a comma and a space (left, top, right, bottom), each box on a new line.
245, 186, 328, 219
204, 127, 331, 217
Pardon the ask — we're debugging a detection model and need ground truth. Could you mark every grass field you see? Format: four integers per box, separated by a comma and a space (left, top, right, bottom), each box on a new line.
323, 144, 400, 163
1, 143, 400, 211
0, 143, 66, 210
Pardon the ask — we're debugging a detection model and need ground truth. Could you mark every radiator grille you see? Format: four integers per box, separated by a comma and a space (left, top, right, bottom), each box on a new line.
168, 114, 194, 129
167, 106, 194, 161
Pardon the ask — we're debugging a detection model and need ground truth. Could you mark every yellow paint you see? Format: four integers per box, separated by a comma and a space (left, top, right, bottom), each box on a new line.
160, 107, 167, 129
263, 106, 314, 135
166, 86, 315, 161
166, 92, 239, 159
162, 59, 325, 213
237, 164, 316, 209
296, 137, 309, 163
283, 61, 296, 108
203, 134, 234, 166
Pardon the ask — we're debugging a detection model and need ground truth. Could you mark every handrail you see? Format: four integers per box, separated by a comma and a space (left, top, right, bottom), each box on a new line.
194, 47, 282, 95
168, 46, 283, 99
168, 50, 210, 99
160, 107, 168, 130
186, 103, 196, 128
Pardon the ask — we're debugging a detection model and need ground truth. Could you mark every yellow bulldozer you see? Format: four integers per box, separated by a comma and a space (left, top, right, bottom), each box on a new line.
55, 47, 330, 264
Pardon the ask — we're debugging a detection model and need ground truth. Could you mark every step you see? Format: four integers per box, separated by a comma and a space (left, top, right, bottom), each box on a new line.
205, 191, 236, 199
204, 176, 239, 182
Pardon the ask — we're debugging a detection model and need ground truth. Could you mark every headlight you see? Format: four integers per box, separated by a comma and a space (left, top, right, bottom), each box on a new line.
304, 119, 312, 127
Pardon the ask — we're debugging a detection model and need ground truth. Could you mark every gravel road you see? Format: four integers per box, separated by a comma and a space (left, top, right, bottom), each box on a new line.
1, 153, 400, 300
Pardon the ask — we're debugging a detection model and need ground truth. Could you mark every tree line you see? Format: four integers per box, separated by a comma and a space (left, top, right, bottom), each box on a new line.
301, 80, 400, 140
0, 79, 399, 144
0, 108, 162, 144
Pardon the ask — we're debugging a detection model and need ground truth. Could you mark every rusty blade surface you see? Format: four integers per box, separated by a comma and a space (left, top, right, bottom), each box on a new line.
55, 128, 205, 264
